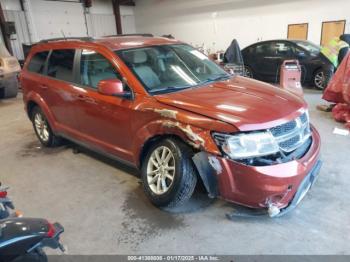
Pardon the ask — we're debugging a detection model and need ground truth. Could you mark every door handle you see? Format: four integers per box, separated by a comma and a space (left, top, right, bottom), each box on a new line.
39, 84, 48, 89
76, 94, 86, 101
76, 94, 97, 104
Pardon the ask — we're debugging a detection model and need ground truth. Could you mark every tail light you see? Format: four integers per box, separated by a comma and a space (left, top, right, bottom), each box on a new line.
46, 221, 56, 238
0, 191, 7, 198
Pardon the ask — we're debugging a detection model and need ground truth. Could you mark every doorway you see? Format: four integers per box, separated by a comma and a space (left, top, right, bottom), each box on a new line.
288, 23, 308, 40
321, 20, 346, 46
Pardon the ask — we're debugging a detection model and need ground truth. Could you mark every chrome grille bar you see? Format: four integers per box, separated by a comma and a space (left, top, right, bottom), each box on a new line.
269, 112, 311, 153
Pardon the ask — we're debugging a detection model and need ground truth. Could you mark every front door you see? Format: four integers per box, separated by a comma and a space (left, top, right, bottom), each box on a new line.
73, 49, 134, 162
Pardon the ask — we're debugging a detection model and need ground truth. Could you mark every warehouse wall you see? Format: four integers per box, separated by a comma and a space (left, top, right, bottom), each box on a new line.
134, 0, 350, 52
0, 0, 136, 59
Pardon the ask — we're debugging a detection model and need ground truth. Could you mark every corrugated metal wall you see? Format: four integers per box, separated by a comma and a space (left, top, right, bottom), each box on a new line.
3, 10, 30, 60
0, 0, 135, 60
89, 14, 117, 37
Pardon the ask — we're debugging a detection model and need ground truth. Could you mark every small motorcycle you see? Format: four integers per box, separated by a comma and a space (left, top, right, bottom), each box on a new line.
0, 183, 65, 262
0, 183, 15, 219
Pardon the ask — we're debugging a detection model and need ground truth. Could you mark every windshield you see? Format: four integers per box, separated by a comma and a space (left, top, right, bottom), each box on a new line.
294, 41, 320, 55
116, 44, 230, 94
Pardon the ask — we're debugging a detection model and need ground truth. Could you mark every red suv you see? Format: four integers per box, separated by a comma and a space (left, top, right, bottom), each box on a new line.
20, 36, 321, 217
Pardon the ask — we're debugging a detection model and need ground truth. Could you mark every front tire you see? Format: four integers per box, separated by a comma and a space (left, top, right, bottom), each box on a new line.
141, 138, 197, 209
31, 106, 62, 147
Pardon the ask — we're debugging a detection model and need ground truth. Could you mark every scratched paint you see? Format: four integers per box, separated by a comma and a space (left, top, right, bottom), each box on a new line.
153, 109, 178, 119
162, 121, 206, 148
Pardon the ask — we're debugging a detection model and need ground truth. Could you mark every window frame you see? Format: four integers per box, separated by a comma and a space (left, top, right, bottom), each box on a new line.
26, 50, 51, 76
75, 49, 125, 91
73, 48, 134, 98
45, 48, 78, 83
115, 44, 229, 95
253, 42, 275, 57
272, 41, 296, 58
26, 47, 134, 99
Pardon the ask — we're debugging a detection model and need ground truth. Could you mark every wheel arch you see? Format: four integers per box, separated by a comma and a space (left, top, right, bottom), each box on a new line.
312, 66, 323, 78
25, 92, 57, 130
27, 100, 39, 119
138, 134, 195, 169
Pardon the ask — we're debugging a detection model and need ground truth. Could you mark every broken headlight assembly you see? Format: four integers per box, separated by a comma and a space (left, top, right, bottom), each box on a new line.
213, 131, 280, 160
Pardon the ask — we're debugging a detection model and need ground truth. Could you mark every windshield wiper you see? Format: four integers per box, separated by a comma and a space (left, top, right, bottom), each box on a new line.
151, 85, 194, 95
201, 74, 231, 85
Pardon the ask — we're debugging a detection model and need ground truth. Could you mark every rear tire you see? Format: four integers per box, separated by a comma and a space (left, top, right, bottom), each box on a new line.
31, 106, 62, 147
244, 65, 254, 78
141, 138, 197, 209
0, 85, 18, 99
313, 68, 332, 90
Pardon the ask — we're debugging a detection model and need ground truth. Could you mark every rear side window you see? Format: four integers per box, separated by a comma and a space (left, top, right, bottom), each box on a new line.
47, 49, 75, 82
80, 50, 121, 89
27, 51, 49, 74
255, 43, 274, 56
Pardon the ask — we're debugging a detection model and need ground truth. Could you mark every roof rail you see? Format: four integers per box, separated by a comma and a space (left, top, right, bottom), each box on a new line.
104, 33, 154, 38
39, 37, 94, 43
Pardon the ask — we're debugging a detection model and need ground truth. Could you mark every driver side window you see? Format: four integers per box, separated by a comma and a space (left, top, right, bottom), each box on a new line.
80, 50, 122, 89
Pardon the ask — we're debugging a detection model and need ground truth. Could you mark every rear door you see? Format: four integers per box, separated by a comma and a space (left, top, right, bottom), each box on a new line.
41, 49, 80, 132
249, 42, 276, 81
22, 50, 50, 102
72, 49, 134, 162
255, 41, 296, 82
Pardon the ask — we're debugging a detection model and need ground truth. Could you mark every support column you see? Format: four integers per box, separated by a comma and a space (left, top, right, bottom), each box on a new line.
112, 0, 122, 35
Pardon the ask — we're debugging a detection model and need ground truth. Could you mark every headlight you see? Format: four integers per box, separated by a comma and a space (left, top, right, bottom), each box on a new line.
213, 131, 280, 159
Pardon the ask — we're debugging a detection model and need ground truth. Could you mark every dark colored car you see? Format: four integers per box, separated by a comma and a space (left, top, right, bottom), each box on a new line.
242, 40, 333, 90
20, 36, 321, 217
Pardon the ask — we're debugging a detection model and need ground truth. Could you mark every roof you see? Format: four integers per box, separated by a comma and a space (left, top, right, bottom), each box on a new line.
36, 36, 183, 51
95, 36, 182, 50
243, 39, 315, 50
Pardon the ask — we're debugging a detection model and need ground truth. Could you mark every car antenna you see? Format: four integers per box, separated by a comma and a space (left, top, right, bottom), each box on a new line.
61, 30, 67, 40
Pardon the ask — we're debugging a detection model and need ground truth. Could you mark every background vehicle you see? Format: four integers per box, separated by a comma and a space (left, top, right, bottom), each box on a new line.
0, 218, 64, 262
0, 183, 64, 262
0, 44, 21, 99
0, 183, 15, 219
242, 39, 333, 90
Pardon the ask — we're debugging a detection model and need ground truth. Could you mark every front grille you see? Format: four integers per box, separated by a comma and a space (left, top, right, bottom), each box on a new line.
270, 121, 296, 136
269, 112, 311, 153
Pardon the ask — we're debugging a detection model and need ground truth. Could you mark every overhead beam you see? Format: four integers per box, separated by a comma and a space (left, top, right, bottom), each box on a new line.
119, 0, 135, 6
112, 0, 122, 34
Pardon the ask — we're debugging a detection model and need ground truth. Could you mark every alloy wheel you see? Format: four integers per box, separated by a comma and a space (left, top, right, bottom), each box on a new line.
146, 146, 176, 195
34, 112, 50, 142
314, 71, 325, 89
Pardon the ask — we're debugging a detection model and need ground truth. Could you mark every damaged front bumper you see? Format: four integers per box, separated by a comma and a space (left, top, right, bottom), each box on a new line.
193, 126, 321, 217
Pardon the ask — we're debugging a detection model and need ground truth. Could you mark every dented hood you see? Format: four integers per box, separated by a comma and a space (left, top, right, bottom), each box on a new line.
155, 76, 307, 131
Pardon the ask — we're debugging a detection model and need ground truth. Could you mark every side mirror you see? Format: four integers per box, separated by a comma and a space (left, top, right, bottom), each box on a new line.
97, 79, 133, 99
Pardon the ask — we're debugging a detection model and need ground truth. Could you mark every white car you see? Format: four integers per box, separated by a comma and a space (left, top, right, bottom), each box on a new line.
0, 44, 21, 99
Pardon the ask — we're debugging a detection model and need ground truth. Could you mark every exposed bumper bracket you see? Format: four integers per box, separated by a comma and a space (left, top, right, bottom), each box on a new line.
192, 152, 219, 198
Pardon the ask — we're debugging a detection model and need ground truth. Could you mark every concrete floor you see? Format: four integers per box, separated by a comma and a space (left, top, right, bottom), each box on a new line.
0, 89, 349, 255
